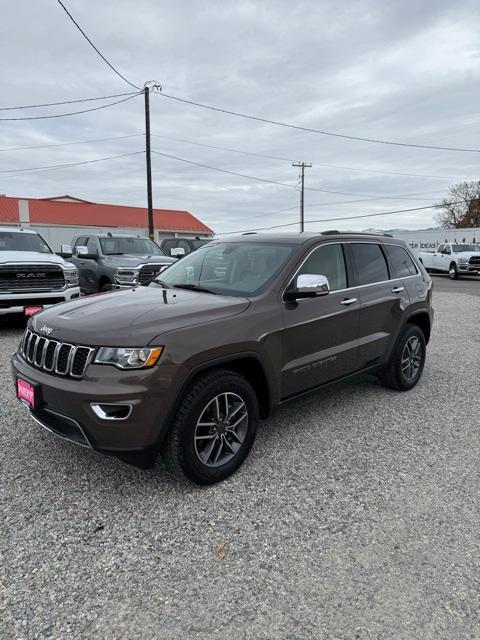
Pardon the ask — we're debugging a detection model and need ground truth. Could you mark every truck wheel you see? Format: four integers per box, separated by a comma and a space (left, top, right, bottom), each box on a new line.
162, 369, 259, 485
100, 280, 113, 292
379, 325, 426, 392
448, 263, 459, 280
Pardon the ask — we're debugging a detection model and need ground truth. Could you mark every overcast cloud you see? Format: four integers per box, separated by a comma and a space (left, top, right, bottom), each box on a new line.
1, 0, 480, 234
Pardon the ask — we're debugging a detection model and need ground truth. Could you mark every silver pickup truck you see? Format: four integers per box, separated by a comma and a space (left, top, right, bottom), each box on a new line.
0, 226, 80, 317
418, 242, 480, 280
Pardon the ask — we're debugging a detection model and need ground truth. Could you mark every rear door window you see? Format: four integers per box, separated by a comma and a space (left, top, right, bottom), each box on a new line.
350, 243, 389, 285
383, 244, 418, 278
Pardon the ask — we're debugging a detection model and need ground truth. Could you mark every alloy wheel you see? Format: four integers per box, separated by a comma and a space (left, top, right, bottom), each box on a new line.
194, 392, 249, 467
401, 336, 422, 381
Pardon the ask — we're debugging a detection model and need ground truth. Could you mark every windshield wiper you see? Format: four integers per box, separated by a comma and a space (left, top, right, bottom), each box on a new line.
173, 284, 218, 295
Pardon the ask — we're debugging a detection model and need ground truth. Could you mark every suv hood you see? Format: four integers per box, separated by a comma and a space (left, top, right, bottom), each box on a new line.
105, 254, 175, 267
0, 251, 73, 268
30, 286, 250, 346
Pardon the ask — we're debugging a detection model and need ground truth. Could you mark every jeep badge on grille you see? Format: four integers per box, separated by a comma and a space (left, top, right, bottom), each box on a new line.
40, 325, 53, 336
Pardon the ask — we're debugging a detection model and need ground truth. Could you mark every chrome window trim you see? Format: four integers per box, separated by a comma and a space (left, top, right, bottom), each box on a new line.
282, 240, 420, 301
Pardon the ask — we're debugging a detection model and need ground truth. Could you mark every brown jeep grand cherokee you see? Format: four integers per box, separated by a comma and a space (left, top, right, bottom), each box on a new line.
12, 232, 433, 484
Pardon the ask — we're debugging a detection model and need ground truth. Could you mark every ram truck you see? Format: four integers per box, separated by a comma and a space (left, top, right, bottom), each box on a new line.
12, 232, 433, 484
0, 226, 80, 317
419, 242, 480, 280
69, 233, 176, 294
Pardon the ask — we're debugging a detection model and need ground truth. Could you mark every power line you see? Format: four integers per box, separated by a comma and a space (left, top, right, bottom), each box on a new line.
152, 132, 472, 180
151, 133, 292, 162
0, 133, 142, 152
0, 93, 141, 121
158, 91, 480, 154
216, 203, 450, 235
0, 91, 139, 111
0, 151, 143, 177
151, 149, 443, 202
56, 0, 141, 90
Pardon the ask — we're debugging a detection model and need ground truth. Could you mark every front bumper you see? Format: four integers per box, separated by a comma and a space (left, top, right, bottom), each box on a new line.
0, 287, 81, 316
11, 352, 182, 457
458, 264, 480, 274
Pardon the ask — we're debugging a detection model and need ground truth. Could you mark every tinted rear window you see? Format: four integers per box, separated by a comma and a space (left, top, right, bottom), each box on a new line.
383, 244, 418, 278
351, 243, 389, 285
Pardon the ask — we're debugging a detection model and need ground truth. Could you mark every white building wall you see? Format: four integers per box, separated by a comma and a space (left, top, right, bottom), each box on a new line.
391, 228, 480, 254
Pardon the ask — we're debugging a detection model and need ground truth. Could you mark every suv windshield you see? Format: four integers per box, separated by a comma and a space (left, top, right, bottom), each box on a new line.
100, 236, 165, 256
154, 241, 294, 296
452, 244, 480, 252
0, 231, 52, 253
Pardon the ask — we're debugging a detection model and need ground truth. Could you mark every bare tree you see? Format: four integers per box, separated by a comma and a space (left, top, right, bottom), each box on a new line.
437, 181, 480, 228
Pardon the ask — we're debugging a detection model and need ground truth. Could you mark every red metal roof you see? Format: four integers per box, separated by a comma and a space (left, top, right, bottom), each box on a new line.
0, 196, 213, 234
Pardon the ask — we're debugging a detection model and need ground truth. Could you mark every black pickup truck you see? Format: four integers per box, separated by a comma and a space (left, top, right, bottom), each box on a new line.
69, 233, 175, 294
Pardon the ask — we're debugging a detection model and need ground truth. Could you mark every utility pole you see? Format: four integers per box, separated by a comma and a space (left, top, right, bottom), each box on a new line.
143, 85, 154, 240
292, 161, 312, 232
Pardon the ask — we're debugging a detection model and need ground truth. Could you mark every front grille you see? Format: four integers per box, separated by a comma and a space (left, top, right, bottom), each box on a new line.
138, 264, 165, 285
31, 408, 90, 447
469, 256, 480, 265
0, 264, 65, 292
20, 329, 95, 379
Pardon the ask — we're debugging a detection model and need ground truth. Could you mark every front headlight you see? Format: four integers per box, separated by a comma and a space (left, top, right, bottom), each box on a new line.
457, 257, 468, 263
64, 269, 79, 287
94, 346, 163, 369
115, 268, 140, 285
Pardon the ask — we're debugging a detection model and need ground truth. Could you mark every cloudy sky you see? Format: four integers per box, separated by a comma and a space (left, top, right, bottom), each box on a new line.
1, 0, 480, 234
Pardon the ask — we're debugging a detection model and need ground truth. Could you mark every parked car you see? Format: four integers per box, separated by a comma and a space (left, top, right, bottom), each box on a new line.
419, 243, 480, 280
0, 226, 80, 317
159, 236, 212, 258
68, 233, 176, 294
13, 232, 433, 484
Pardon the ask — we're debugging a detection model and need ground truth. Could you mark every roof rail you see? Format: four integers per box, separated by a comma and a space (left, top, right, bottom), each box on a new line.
321, 230, 341, 235
242, 231, 258, 235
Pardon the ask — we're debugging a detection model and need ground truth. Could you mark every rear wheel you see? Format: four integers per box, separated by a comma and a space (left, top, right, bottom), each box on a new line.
448, 263, 459, 280
379, 325, 426, 391
162, 369, 259, 484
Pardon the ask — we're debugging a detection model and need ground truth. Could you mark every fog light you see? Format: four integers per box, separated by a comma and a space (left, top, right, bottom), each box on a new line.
91, 403, 132, 421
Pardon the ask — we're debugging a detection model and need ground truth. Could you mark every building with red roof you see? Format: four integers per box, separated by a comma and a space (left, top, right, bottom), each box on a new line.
0, 194, 214, 249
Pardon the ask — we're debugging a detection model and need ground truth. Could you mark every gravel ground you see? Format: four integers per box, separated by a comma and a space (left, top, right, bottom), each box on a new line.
1, 291, 479, 640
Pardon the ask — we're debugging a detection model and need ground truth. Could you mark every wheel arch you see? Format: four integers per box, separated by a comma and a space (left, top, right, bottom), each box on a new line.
406, 311, 431, 344
171, 353, 274, 422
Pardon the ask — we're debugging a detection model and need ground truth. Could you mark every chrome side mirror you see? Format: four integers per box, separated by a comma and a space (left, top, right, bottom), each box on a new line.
58, 244, 72, 258
286, 273, 330, 301
76, 246, 88, 256
171, 247, 186, 258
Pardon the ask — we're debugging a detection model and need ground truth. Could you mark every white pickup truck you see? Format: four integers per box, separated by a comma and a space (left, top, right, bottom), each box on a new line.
0, 226, 80, 317
419, 242, 480, 280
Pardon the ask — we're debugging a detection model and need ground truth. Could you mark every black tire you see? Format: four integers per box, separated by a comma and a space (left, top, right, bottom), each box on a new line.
379, 325, 426, 391
162, 369, 259, 485
100, 281, 113, 292
448, 263, 459, 280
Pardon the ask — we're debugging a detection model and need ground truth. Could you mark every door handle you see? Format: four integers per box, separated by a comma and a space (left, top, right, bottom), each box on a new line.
340, 297, 358, 305
391, 286, 405, 293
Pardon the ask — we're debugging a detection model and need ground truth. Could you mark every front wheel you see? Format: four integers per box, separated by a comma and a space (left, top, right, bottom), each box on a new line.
162, 369, 259, 484
448, 263, 459, 280
379, 325, 426, 391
